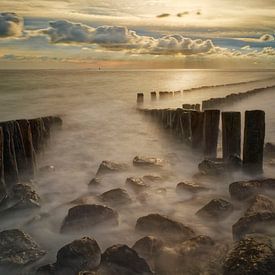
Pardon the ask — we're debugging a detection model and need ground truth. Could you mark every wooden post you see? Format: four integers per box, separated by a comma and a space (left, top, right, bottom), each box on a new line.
243, 110, 265, 173
0, 127, 6, 201
190, 111, 204, 150
137, 93, 144, 104
180, 111, 191, 141
203, 110, 220, 158
222, 112, 241, 160
1, 121, 19, 185
151, 92, 157, 101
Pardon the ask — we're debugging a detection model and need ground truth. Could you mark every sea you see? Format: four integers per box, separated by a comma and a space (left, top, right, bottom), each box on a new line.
1, 69, 275, 274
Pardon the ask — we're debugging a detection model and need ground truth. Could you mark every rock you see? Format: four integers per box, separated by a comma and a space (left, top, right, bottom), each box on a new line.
99, 188, 132, 206
177, 235, 215, 256
196, 199, 234, 220
100, 244, 152, 275
135, 213, 195, 242
142, 175, 162, 183
223, 235, 275, 275
56, 237, 101, 273
133, 156, 164, 168
245, 194, 275, 216
229, 178, 275, 200
198, 159, 226, 175
5, 183, 40, 210
126, 177, 148, 193
96, 161, 128, 176
36, 263, 56, 274
88, 178, 101, 187
232, 212, 275, 241
0, 229, 46, 267
132, 236, 164, 262
60, 204, 119, 233
265, 142, 275, 157
39, 165, 55, 175
176, 181, 208, 193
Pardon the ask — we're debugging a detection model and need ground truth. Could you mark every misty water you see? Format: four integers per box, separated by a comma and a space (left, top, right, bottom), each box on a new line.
1, 69, 275, 273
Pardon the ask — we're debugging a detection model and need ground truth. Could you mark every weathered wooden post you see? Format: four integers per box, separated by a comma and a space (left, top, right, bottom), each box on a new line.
190, 111, 204, 150
222, 112, 241, 160
203, 110, 220, 158
151, 92, 157, 101
180, 111, 191, 141
243, 110, 265, 173
137, 93, 144, 105
0, 127, 5, 202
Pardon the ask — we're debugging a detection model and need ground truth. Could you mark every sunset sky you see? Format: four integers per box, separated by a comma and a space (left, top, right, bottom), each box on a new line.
1, 0, 275, 69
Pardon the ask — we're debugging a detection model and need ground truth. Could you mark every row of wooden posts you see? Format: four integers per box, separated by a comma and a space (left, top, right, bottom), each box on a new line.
0, 116, 62, 193
139, 107, 265, 173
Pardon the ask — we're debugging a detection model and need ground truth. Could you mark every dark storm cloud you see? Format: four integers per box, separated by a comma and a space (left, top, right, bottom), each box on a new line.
0, 12, 24, 37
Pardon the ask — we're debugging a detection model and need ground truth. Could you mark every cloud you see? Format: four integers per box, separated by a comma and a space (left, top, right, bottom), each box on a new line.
42, 20, 216, 56
156, 13, 170, 18
0, 12, 24, 38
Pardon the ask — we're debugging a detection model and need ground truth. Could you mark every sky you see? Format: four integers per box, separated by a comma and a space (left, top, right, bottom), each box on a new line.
1, 0, 275, 69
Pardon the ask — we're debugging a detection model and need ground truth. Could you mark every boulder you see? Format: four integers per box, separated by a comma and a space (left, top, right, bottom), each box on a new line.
133, 156, 164, 168
0, 229, 46, 267
232, 212, 275, 241
56, 237, 101, 273
135, 213, 195, 242
176, 181, 208, 193
3, 183, 40, 211
99, 188, 132, 206
96, 161, 128, 176
126, 177, 148, 193
229, 178, 275, 201
176, 235, 215, 256
196, 199, 234, 220
132, 236, 164, 261
100, 244, 152, 275
60, 204, 118, 233
223, 235, 275, 275
245, 194, 275, 216
36, 264, 56, 274
198, 159, 226, 175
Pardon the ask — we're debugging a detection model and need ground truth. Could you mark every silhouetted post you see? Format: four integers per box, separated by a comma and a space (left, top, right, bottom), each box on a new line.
181, 111, 191, 141
151, 92, 157, 101
203, 110, 220, 158
0, 127, 4, 187
243, 110, 265, 173
137, 93, 144, 105
190, 111, 204, 150
222, 112, 241, 160
17, 119, 36, 179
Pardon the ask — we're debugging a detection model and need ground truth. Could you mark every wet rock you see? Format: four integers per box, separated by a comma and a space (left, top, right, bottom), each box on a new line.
99, 188, 132, 206
142, 175, 162, 183
132, 236, 164, 263
265, 142, 275, 157
176, 181, 208, 193
198, 159, 226, 175
232, 212, 275, 241
0, 229, 46, 267
96, 161, 128, 176
39, 165, 55, 175
6, 183, 40, 210
100, 244, 153, 275
60, 204, 119, 233
126, 177, 148, 193
177, 235, 215, 256
133, 156, 164, 168
223, 235, 275, 275
196, 198, 233, 220
56, 237, 101, 273
245, 194, 275, 216
36, 263, 56, 275
229, 178, 275, 201
88, 178, 101, 187
135, 213, 195, 242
